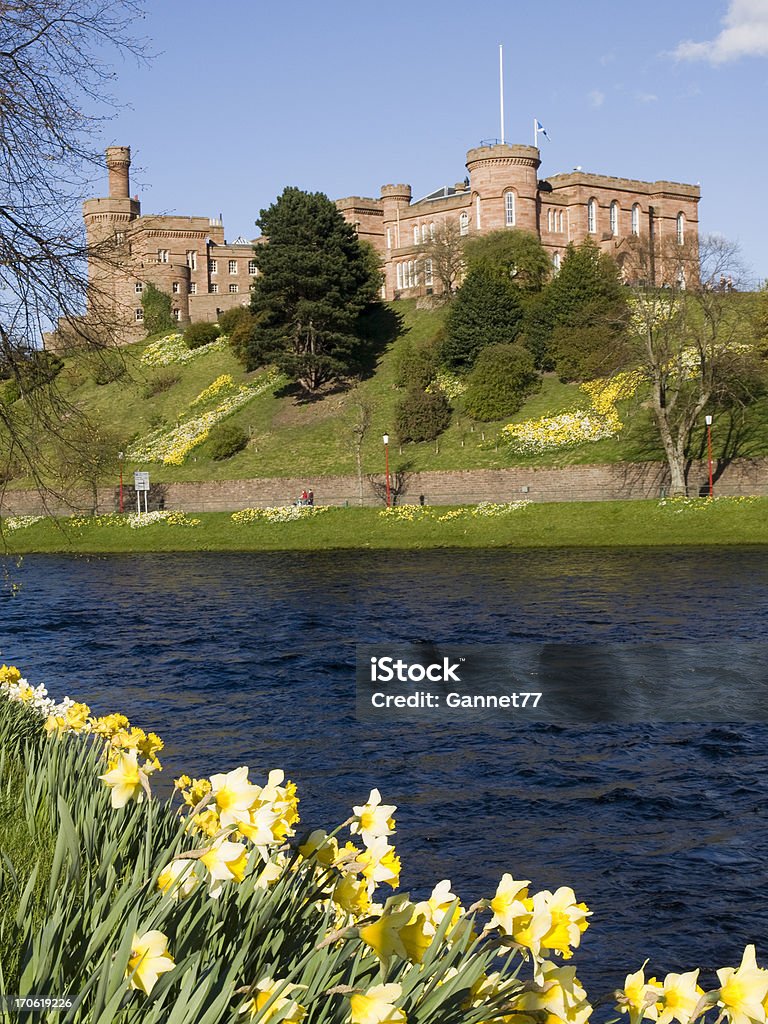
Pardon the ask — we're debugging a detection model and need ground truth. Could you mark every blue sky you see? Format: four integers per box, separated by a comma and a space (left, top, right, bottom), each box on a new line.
102, 0, 768, 282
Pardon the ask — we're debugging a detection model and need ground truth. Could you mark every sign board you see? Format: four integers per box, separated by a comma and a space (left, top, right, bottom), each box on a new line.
134, 471, 150, 492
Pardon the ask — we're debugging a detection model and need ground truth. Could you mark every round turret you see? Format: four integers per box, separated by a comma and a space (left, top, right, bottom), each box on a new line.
465, 144, 541, 234
106, 146, 132, 199
380, 184, 412, 206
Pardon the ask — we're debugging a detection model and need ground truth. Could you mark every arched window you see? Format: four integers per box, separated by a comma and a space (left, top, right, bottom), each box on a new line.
386, 228, 392, 250
425, 259, 433, 286
631, 204, 640, 236
430, 222, 435, 240
553, 252, 561, 272
587, 198, 597, 234
558, 211, 564, 232
505, 191, 516, 227
677, 212, 685, 245
421, 224, 427, 242
476, 195, 481, 230
413, 226, 419, 245
610, 201, 619, 236
459, 211, 469, 236
547, 209, 553, 232
396, 263, 402, 290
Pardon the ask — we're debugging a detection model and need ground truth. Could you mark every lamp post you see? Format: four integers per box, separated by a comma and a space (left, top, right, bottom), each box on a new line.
705, 415, 713, 498
383, 433, 391, 508
118, 451, 125, 513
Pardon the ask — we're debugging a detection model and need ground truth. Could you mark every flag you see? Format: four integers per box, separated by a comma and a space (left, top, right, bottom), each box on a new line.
535, 119, 550, 141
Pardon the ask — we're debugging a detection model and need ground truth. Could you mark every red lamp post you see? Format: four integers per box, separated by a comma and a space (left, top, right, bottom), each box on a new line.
705, 415, 713, 498
118, 451, 125, 513
383, 433, 391, 508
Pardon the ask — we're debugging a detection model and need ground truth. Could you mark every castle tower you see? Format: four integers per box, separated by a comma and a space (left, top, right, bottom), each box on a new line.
106, 146, 132, 199
465, 144, 541, 235
380, 184, 412, 249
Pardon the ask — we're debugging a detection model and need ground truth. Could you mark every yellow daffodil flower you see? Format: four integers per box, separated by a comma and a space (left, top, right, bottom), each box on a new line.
654, 970, 702, 1024
349, 983, 406, 1024
210, 766, 262, 828
357, 836, 401, 890
126, 931, 174, 995
351, 789, 396, 847
717, 945, 768, 1024
617, 965, 661, 1024
238, 977, 306, 1024
489, 873, 531, 935
333, 875, 372, 918
200, 837, 250, 898
99, 750, 147, 809
538, 887, 591, 960
298, 829, 340, 867
359, 896, 413, 962
157, 860, 199, 900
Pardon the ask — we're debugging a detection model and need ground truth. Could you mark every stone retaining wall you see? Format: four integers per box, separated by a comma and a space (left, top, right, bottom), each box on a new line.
3, 458, 768, 516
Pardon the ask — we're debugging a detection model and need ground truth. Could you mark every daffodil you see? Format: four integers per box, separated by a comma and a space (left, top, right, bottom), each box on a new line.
517, 961, 592, 1024
538, 887, 591, 959
99, 750, 147, 809
349, 983, 406, 1024
238, 977, 306, 1023
358, 896, 413, 962
654, 970, 702, 1024
716, 945, 768, 1024
351, 789, 396, 847
200, 837, 250, 898
298, 829, 340, 867
126, 931, 174, 995
617, 965, 661, 1024
333, 874, 372, 918
488, 873, 531, 935
357, 836, 401, 890
210, 766, 262, 827
157, 860, 199, 900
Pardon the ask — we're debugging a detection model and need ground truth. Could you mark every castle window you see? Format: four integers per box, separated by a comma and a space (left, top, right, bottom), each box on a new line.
553, 252, 561, 272
134, 282, 143, 293
476, 195, 481, 230
459, 212, 469, 236
158, 249, 169, 263
386, 228, 392, 249
587, 199, 597, 234
413, 226, 419, 245
430, 222, 435, 239
421, 224, 427, 242
248, 259, 258, 275
172, 281, 180, 294
135, 308, 144, 322
229, 284, 239, 293
677, 212, 685, 245
228, 260, 238, 274
505, 191, 516, 227
610, 201, 619, 237
115, 231, 125, 244
186, 250, 197, 270
209, 283, 219, 294
425, 259, 433, 287
409, 261, 416, 288
547, 209, 553, 232
396, 263, 402, 290
172, 309, 180, 322
189, 282, 197, 294
632, 204, 640, 236
559, 211, 564, 232
209, 258, 218, 274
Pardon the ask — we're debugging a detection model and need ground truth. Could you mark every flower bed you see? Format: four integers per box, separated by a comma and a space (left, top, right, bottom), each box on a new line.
128, 369, 283, 465
232, 505, 330, 524
658, 496, 758, 512
380, 502, 531, 522
2, 514, 45, 531
140, 332, 228, 367
0, 664, 764, 1022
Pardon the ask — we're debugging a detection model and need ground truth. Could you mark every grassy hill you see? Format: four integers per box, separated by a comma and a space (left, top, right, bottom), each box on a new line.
10, 300, 768, 489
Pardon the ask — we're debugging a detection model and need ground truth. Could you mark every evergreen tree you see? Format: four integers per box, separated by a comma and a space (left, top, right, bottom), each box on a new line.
245, 188, 381, 391
464, 229, 552, 292
441, 267, 524, 370
463, 345, 540, 421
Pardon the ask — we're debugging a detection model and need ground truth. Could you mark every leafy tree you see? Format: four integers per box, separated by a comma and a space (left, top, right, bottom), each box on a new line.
441, 267, 524, 370
245, 188, 381, 391
464, 230, 552, 293
208, 422, 248, 460
141, 284, 174, 337
463, 345, 540, 421
625, 234, 767, 495
415, 220, 465, 297
395, 388, 451, 443
526, 239, 628, 373
551, 322, 634, 383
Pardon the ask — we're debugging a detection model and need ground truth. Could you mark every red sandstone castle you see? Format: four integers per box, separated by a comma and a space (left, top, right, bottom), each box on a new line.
75, 143, 701, 345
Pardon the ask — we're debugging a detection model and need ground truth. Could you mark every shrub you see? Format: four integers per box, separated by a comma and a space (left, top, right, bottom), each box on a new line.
395, 387, 451, 443
208, 421, 248, 460
218, 306, 252, 336
141, 283, 175, 336
184, 321, 221, 350
393, 336, 441, 390
91, 350, 126, 386
142, 369, 181, 398
552, 319, 633, 383
463, 344, 540, 421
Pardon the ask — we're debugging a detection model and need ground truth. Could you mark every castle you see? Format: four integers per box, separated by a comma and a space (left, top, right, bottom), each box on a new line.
71, 143, 701, 346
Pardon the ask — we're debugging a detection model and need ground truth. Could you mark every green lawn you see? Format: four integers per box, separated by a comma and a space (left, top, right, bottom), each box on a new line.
3, 498, 768, 553
7, 298, 768, 490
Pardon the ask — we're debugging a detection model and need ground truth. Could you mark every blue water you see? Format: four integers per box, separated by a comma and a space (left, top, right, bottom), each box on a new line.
2, 548, 768, 996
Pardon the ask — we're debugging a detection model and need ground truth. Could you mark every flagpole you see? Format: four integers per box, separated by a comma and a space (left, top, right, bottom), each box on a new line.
499, 44, 505, 144
534, 117, 538, 147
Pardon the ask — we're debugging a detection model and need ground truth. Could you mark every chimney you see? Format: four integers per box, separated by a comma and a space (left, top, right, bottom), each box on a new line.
105, 146, 131, 199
